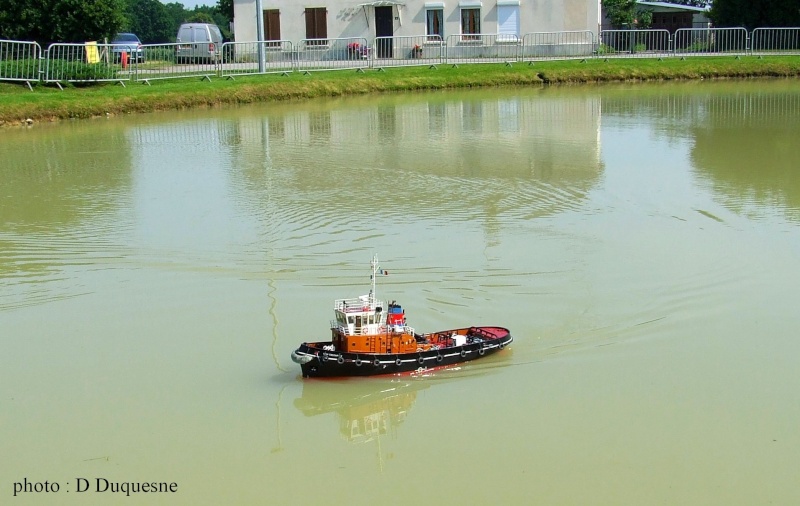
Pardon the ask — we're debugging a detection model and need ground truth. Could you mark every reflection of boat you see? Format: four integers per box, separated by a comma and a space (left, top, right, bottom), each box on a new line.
294, 379, 429, 443
291, 255, 513, 378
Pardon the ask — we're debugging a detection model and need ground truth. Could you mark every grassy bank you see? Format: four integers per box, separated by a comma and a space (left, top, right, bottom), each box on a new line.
1, 56, 799, 126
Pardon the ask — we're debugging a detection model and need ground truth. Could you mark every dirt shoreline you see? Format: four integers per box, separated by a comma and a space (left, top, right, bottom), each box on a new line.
2, 57, 799, 127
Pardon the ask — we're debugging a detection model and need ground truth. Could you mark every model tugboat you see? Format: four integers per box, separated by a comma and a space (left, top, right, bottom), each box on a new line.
291, 255, 512, 378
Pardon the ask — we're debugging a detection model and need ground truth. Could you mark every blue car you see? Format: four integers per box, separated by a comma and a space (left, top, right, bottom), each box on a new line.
110, 33, 144, 63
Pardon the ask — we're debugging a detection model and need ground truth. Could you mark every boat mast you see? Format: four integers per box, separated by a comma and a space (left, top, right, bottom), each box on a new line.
370, 254, 378, 304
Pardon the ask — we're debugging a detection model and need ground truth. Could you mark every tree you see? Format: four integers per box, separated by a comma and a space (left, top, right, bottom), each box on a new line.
188, 6, 232, 39
187, 12, 215, 24
163, 2, 190, 34
602, 0, 654, 29
0, 0, 124, 46
122, 0, 174, 43
710, 0, 800, 28
216, 0, 233, 21
215, 0, 234, 39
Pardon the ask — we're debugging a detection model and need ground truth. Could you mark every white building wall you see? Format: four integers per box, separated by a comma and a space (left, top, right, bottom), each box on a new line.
234, 0, 601, 43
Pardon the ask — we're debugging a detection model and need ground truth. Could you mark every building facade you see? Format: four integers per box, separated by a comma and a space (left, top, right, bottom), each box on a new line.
233, 0, 602, 44
641, 1, 711, 31
600, 1, 711, 31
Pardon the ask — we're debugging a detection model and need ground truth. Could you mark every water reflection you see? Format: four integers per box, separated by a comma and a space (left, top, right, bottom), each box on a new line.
0, 123, 132, 232
691, 91, 800, 220
600, 82, 800, 221
218, 90, 603, 262
3, 84, 800, 314
294, 379, 429, 469
294, 379, 428, 441
0, 123, 133, 308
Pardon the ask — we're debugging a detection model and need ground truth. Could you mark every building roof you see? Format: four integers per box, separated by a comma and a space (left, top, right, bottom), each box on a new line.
638, 1, 710, 13
357, 0, 406, 6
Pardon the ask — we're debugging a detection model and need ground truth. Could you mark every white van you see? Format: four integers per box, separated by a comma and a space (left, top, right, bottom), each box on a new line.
176, 23, 223, 62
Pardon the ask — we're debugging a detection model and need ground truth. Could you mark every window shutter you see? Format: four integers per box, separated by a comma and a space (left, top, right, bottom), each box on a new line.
316, 9, 328, 40
305, 9, 315, 39
305, 8, 327, 41
498, 6, 519, 37
265, 10, 280, 41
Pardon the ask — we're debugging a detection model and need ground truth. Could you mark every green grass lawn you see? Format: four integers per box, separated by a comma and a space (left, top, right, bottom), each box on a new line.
2, 56, 799, 125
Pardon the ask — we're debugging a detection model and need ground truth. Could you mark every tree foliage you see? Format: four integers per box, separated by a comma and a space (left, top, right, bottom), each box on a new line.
0, 0, 232, 47
602, 0, 654, 29
163, 3, 189, 33
216, 0, 233, 20
188, 6, 232, 40
710, 0, 800, 29
121, 0, 173, 43
188, 12, 215, 24
0, 0, 124, 46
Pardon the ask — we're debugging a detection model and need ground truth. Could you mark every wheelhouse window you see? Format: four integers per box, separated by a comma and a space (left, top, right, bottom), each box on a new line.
426, 8, 444, 41
264, 9, 281, 46
461, 8, 481, 40
305, 7, 328, 45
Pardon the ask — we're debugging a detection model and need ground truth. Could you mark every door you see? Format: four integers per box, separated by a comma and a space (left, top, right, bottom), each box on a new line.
193, 27, 207, 58
375, 6, 393, 58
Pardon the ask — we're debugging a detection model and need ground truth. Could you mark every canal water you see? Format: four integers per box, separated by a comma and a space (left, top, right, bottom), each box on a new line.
2, 79, 799, 505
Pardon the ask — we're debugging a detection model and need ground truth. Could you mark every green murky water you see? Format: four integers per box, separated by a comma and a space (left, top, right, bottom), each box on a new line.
2, 80, 800, 505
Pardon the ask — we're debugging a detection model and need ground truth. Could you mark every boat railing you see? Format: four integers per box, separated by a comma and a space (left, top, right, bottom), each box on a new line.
394, 324, 415, 335
331, 322, 415, 336
334, 297, 383, 313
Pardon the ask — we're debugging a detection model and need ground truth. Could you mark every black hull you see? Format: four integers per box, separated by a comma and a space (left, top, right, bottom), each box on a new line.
292, 327, 512, 378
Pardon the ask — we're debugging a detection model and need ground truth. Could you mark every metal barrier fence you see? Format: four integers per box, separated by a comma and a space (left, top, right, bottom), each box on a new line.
599, 29, 671, 59
135, 43, 217, 83
220, 40, 295, 78
521, 31, 595, 62
0, 39, 42, 89
751, 27, 800, 56
673, 27, 748, 57
295, 37, 370, 72
44, 42, 131, 86
373, 35, 444, 68
444, 34, 520, 66
3, 27, 800, 89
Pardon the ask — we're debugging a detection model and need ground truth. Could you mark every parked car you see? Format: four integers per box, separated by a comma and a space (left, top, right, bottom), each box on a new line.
175, 23, 223, 63
110, 33, 144, 63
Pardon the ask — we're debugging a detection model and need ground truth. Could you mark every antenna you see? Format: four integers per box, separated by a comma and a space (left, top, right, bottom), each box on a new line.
370, 254, 379, 304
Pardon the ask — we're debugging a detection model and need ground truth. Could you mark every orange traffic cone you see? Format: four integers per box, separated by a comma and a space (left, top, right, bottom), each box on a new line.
121, 51, 128, 69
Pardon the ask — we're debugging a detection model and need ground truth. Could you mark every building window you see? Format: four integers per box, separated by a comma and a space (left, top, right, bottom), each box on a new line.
461, 8, 481, 40
497, 5, 519, 41
426, 9, 444, 41
305, 7, 328, 45
264, 9, 281, 45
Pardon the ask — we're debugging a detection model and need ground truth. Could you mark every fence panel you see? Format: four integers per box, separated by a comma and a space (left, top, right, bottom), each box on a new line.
751, 28, 800, 56
598, 30, 671, 59
295, 38, 370, 72
372, 35, 444, 68
445, 34, 520, 65
220, 41, 295, 77
44, 43, 132, 85
673, 27, 748, 57
132, 43, 219, 83
521, 31, 596, 62
0, 40, 42, 86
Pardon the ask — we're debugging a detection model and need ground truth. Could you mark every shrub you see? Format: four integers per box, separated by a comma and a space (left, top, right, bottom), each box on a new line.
596, 43, 616, 55
0, 57, 41, 78
45, 59, 120, 82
